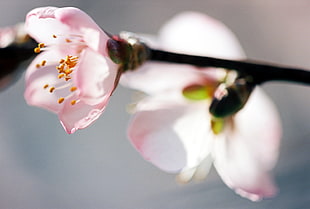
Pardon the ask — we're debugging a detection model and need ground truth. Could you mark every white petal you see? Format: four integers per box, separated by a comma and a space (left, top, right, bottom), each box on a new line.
213, 87, 282, 201
128, 95, 212, 172
177, 154, 213, 183
159, 11, 245, 59
121, 63, 217, 95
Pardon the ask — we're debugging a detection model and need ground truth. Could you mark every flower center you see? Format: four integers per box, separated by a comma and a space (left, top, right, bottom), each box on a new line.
34, 34, 86, 105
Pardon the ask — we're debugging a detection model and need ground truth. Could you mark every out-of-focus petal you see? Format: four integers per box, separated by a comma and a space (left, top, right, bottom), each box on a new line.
159, 11, 245, 59
192, 154, 213, 180
177, 154, 213, 183
128, 95, 212, 172
24, 50, 67, 113
75, 48, 118, 105
59, 97, 106, 134
213, 87, 282, 201
121, 11, 243, 94
121, 63, 217, 95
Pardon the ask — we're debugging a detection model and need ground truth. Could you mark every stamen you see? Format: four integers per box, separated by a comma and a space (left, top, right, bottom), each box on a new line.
70, 86, 77, 92
49, 87, 55, 93
58, 97, 65, 104
36, 36, 83, 107
56, 64, 65, 72
64, 69, 73, 75
34, 43, 46, 53
41, 60, 47, 66
48, 82, 73, 91
58, 74, 65, 79
34, 47, 41, 53
38, 43, 45, 48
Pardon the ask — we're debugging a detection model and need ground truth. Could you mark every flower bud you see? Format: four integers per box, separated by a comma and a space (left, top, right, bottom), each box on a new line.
107, 37, 131, 65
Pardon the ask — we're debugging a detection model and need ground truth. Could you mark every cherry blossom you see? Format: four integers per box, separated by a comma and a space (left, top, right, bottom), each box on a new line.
24, 7, 120, 133
121, 12, 282, 201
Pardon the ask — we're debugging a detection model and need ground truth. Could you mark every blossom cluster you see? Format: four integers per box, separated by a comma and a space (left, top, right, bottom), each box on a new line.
22, 7, 282, 201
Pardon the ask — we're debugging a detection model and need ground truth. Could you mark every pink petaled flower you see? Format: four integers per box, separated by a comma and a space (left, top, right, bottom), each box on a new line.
24, 7, 120, 133
121, 12, 282, 201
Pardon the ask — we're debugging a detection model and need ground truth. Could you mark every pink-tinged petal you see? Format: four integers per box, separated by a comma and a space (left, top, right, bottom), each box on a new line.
75, 48, 118, 105
159, 11, 245, 59
59, 97, 106, 134
213, 87, 282, 201
26, 7, 71, 44
121, 63, 218, 95
24, 50, 68, 113
26, 7, 109, 55
128, 95, 212, 172
54, 7, 110, 55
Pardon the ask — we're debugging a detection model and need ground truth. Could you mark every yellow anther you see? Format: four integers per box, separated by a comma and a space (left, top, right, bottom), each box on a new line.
65, 77, 71, 81
41, 60, 47, 66
58, 74, 65, 79
59, 59, 65, 64
70, 100, 77, 105
65, 55, 71, 61
64, 69, 73, 75
56, 64, 65, 72
49, 87, 55, 93
38, 43, 45, 48
58, 97, 65, 104
53, 34, 57, 38
34, 47, 41, 53
70, 86, 77, 92
36, 63, 41, 68
66, 38, 72, 43
43, 84, 49, 89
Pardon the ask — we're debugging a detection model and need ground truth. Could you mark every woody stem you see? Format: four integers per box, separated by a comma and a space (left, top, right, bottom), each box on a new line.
148, 48, 310, 85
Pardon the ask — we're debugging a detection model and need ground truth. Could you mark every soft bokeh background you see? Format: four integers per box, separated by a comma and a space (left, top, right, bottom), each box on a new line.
0, 0, 309, 208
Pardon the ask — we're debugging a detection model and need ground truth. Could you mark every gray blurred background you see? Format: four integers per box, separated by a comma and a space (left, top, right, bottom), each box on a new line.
0, 0, 309, 208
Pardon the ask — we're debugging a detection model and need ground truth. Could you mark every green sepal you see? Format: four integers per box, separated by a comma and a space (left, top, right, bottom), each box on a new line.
107, 38, 132, 66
